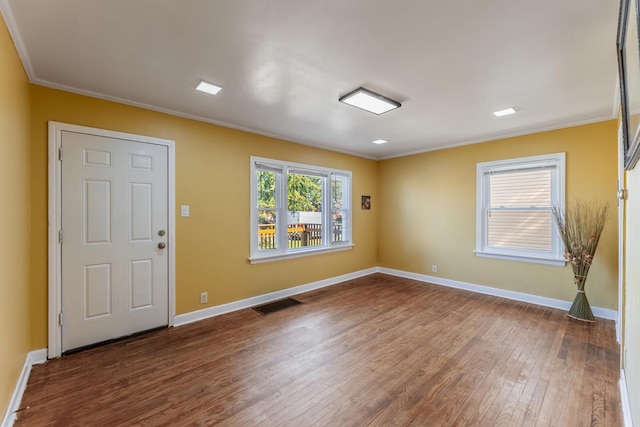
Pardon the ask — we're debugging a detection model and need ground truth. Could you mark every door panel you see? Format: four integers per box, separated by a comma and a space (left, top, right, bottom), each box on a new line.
84, 263, 112, 319
61, 130, 169, 352
130, 182, 152, 241
84, 179, 111, 244
130, 259, 153, 309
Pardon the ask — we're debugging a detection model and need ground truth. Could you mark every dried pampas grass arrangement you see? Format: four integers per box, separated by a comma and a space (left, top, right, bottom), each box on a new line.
552, 201, 609, 322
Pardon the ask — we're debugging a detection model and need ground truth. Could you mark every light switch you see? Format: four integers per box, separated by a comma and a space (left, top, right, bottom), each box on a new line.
181, 205, 190, 217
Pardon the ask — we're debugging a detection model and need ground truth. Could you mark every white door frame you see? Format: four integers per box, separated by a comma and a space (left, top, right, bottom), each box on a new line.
618, 121, 625, 345
48, 121, 176, 359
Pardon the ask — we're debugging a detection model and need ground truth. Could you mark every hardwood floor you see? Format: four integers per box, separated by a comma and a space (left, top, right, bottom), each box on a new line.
15, 274, 622, 426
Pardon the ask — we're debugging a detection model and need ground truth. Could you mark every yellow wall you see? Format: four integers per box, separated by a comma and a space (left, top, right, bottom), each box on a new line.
29, 85, 379, 347
379, 121, 619, 310
0, 18, 31, 418
624, 166, 640, 424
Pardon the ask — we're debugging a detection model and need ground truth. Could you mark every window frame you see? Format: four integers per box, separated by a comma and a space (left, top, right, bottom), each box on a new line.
475, 152, 566, 266
249, 156, 353, 263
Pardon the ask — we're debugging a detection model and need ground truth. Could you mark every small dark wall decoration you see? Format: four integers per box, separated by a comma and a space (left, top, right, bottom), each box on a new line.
361, 195, 371, 210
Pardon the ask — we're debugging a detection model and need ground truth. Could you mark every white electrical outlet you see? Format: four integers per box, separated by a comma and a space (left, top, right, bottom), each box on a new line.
432, 265, 438, 273
200, 292, 208, 304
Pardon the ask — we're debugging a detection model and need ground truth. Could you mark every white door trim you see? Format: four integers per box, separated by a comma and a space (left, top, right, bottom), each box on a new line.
618, 121, 625, 345
48, 121, 176, 359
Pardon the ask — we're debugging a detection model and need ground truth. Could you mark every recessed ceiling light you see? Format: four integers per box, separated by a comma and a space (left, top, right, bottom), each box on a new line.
339, 87, 401, 115
196, 80, 222, 95
493, 107, 516, 117
372, 139, 388, 145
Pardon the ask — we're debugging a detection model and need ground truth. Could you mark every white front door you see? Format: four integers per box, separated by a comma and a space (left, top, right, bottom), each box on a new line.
60, 130, 169, 352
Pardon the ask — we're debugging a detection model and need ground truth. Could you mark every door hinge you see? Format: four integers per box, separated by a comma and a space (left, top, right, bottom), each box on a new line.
58, 230, 63, 244
58, 312, 63, 326
58, 148, 63, 161
617, 188, 628, 200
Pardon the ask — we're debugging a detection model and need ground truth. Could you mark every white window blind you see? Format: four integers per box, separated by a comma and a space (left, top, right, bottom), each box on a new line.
487, 169, 552, 251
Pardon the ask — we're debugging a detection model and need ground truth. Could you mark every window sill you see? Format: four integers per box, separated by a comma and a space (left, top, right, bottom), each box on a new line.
475, 250, 566, 267
249, 243, 354, 264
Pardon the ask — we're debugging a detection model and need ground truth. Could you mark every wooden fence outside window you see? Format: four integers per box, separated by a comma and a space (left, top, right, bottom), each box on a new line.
258, 223, 342, 250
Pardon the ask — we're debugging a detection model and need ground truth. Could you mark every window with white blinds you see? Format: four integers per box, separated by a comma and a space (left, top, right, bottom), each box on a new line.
476, 153, 565, 266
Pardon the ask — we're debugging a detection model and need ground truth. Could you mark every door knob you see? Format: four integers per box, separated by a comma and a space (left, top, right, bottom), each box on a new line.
158, 242, 166, 249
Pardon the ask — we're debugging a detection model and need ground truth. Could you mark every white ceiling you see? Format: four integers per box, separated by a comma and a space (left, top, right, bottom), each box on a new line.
1, 0, 621, 159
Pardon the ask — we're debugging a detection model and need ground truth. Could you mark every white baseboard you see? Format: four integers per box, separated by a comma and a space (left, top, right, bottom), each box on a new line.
174, 267, 378, 326
621, 369, 634, 427
1, 349, 46, 427
378, 268, 618, 321
175, 266, 618, 327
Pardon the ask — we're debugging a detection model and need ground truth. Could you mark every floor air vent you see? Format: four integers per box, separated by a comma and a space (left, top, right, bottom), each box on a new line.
252, 298, 302, 315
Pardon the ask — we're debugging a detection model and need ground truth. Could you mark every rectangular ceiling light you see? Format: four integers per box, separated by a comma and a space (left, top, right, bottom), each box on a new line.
372, 139, 388, 144
339, 87, 401, 115
196, 80, 222, 95
493, 107, 516, 117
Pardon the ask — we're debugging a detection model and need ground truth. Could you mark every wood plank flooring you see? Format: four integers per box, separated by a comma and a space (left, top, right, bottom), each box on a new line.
15, 274, 622, 426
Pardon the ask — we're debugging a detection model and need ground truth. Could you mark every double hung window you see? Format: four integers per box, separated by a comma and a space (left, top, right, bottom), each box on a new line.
476, 153, 565, 265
